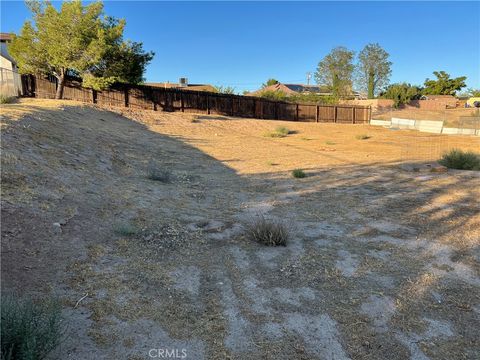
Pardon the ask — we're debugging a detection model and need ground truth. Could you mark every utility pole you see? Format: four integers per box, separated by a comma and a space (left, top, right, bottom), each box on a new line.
306, 72, 311, 85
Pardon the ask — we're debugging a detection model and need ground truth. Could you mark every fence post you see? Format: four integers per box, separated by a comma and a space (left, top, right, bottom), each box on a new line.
181, 92, 184, 112
92, 89, 97, 104
231, 97, 234, 116
316, 105, 319, 123
334, 106, 338, 123
206, 94, 210, 115
352, 107, 355, 124
124, 87, 129, 108
296, 104, 299, 121
253, 99, 256, 118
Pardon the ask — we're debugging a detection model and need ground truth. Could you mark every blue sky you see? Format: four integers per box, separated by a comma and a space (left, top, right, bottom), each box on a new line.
1, 1, 479, 93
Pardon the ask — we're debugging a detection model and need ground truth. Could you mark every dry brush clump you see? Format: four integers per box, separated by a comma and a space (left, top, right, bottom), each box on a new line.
245, 216, 289, 246
1, 294, 64, 360
146, 161, 172, 182
264, 126, 294, 138
355, 134, 371, 140
291, 169, 306, 178
439, 149, 480, 171
113, 222, 140, 237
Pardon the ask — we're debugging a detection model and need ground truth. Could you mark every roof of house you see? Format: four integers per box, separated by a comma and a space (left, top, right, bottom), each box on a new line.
0, 42, 16, 65
248, 83, 332, 96
0, 33, 13, 41
144, 82, 216, 92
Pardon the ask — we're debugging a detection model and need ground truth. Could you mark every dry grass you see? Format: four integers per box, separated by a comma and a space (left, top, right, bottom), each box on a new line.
245, 216, 289, 246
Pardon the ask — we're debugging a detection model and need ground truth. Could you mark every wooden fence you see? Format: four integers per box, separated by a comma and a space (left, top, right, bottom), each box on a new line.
21, 75, 371, 123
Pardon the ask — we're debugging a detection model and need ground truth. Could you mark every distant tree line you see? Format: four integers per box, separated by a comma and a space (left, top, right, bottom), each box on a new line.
258, 44, 470, 108
380, 71, 467, 107
314, 43, 392, 99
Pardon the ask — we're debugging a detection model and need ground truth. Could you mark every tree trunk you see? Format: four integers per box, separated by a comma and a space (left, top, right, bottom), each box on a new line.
367, 71, 375, 99
55, 70, 66, 99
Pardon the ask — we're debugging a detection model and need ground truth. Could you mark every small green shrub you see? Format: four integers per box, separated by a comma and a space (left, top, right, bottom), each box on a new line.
0, 95, 15, 104
245, 216, 288, 246
1, 294, 63, 360
146, 161, 171, 182
264, 126, 293, 138
325, 141, 336, 145
113, 222, 140, 236
355, 134, 371, 140
292, 169, 306, 178
439, 149, 480, 170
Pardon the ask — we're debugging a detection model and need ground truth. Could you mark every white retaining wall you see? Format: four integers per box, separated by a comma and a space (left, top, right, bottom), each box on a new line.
370, 118, 479, 136
391, 117, 416, 129
370, 119, 391, 126
415, 120, 444, 134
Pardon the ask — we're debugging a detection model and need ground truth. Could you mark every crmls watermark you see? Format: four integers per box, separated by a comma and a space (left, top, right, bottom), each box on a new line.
148, 348, 188, 359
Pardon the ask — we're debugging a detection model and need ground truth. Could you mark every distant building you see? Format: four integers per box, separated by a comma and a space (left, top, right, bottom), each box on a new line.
0, 32, 22, 96
0, 33, 17, 71
248, 83, 332, 96
247, 82, 363, 99
419, 94, 457, 108
145, 78, 216, 93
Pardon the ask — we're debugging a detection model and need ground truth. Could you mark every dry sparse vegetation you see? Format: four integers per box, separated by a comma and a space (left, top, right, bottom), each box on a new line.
355, 134, 371, 140
292, 168, 306, 178
1, 294, 64, 360
245, 216, 289, 246
265, 126, 293, 138
439, 149, 480, 170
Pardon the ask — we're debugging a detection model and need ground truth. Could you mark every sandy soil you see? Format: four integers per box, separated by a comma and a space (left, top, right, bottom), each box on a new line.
1, 98, 479, 360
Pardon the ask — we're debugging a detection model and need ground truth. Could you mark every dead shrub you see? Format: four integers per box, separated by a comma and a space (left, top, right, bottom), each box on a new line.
245, 216, 288, 246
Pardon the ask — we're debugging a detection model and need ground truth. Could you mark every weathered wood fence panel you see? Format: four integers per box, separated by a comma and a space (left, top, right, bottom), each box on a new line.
21, 75, 371, 123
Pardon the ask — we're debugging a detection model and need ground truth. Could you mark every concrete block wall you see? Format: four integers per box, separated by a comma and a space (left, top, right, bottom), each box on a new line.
370, 118, 479, 136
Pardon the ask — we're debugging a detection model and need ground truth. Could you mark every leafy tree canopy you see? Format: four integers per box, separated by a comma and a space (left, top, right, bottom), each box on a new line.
213, 85, 236, 94
257, 90, 337, 105
9, 0, 153, 98
423, 71, 467, 96
380, 83, 422, 108
314, 46, 355, 97
356, 43, 392, 99
262, 78, 280, 88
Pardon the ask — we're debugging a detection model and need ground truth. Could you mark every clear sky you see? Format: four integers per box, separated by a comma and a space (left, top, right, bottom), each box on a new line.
1, 1, 479, 93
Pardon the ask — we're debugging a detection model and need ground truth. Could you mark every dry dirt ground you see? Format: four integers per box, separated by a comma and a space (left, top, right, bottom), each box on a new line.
1, 98, 479, 360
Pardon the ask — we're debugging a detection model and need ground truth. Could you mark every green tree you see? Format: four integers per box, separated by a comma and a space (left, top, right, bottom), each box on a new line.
262, 78, 279, 88
423, 71, 467, 96
468, 89, 480, 97
9, 1, 153, 98
213, 85, 236, 94
380, 83, 422, 108
314, 47, 355, 97
257, 90, 288, 101
86, 26, 154, 87
357, 43, 392, 99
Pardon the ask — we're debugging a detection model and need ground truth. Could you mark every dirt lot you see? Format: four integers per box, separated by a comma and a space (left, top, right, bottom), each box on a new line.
1, 98, 479, 360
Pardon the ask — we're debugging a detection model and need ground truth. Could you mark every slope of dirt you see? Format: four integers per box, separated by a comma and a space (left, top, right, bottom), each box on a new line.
1, 99, 479, 360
